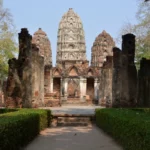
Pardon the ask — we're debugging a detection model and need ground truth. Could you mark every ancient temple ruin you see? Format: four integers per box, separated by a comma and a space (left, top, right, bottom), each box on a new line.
5, 8, 148, 108
47, 8, 101, 106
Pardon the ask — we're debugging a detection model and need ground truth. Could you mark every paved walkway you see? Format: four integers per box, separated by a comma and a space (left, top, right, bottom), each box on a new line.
25, 125, 122, 150
25, 106, 122, 150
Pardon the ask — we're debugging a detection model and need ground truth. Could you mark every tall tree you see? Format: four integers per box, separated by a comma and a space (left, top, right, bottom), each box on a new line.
117, 0, 150, 69
0, 0, 17, 79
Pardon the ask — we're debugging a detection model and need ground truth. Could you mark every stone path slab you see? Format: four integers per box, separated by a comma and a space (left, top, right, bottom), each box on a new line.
25, 125, 122, 150
41, 106, 103, 116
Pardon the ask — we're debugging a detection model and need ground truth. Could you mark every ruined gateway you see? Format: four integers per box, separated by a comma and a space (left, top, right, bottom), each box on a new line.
5, 8, 138, 108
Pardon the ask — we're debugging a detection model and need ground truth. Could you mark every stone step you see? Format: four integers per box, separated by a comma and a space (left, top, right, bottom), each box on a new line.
62, 100, 87, 104
44, 98, 59, 101
62, 103, 87, 106
67, 98, 80, 101
44, 97, 59, 99
58, 122, 89, 126
58, 117, 90, 123
57, 116, 91, 127
61, 102, 92, 106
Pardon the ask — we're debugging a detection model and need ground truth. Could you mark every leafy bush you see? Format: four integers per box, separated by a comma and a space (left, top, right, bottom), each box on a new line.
0, 108, 17, 114
95, 108, 150, 150
132, 108, 150, 113
0, 109, 51, 150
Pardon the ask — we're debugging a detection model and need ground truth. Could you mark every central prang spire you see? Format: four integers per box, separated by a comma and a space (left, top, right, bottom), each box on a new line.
56, 8, 87, 66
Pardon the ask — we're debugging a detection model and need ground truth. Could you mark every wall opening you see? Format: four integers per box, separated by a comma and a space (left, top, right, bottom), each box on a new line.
86, 78, 94, 101
53, 78, 61, 98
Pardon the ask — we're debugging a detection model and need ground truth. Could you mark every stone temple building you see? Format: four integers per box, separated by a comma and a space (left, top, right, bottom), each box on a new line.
44, 8, 110, 106
5, 8, 125, 108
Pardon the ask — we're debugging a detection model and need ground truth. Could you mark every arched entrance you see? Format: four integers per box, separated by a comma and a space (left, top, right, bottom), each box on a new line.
53, 77, 61, 98
86, 78, 94, 103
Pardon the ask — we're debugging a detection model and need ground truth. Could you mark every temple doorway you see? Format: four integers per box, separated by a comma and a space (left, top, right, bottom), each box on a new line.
67, 78, 80, 100
53, 78, 61, 98
86, 78, 94, 102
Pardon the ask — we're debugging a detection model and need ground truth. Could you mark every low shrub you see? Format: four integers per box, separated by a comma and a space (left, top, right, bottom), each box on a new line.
132, 108, 150, 113
0, 109, 51, 150
0, 108, 17, 114
95, 108, 150, 150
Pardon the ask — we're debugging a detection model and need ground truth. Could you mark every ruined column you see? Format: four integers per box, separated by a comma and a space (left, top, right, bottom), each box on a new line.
121, 33, 137, 107
40, 58, 44, 105
50, 78, 53, 93
0, 80, 4, 106
80, 77, 85, 102
60, 78, 63, 97
5, 29, 33, 108
60, 78, 63, 104
112, 47, 122, 107
137, 58, 150, 107
64, 78, 68, 101
5, 28, 45, 108
99, 69, 104, 105
99, 56, 113, 107
82, 78, 87, 102
18, 29, 33, 107
44, 66, 51, 93
94, 78, 99, 102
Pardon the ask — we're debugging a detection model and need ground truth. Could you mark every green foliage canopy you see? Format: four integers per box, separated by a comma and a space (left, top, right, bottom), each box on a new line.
117, 0, 150, 69
0, 0, 17, 79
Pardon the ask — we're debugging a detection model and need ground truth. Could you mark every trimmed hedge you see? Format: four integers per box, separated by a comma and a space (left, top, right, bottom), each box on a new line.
132, 108, 150, 113
0, 108, 17, 114
95, 108, 150, 150
0, 109, 51, 150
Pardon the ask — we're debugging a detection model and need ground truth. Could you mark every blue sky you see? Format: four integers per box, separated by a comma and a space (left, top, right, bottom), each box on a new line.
4, 0, 138, 65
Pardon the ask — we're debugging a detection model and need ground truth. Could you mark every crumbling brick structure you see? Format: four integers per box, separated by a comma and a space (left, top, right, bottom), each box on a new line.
99, 56, 113, 107
5, 29, 44, 108
99, 34, 137, 108
5, 9, 147, 108
137, 58, 150, 107
112, 47, 122, 107
121, 34, 137, 107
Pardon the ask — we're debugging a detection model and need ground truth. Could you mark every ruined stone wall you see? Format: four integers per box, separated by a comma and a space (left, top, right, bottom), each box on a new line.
112, 47, 122, 107
32, 45, 44, 107
121, 34, 137, 107
0, 80, 5, 106
18, 29, 33, 107
99, 34, 137, 108
5, 28, 44, 108
137, 58, 150, 107
99, 56, 113, 107
112, 34, 137, 107
44, 66, 51, 93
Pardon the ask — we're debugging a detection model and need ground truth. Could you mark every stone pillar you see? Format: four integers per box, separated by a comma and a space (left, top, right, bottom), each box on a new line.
59, 78, 63, 104
49, 69, 52, 93
112, 47, 122, 107
82, 78, 87, 102
80, 77, 84, 102
64, 78, 68, 101
94, 78, 99, 102
50, 78, 53, 93
60, 78, 63, 97
83, 78, 87, 96
99, 69, 103, 105
99, 56, 113, 107
44, 66, 51, 94
121, 33, 137, 107
137, 58, 150, 107
40, 60, 44, 105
